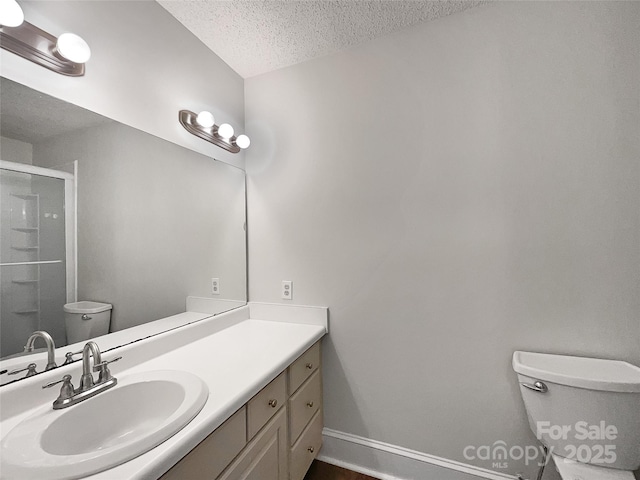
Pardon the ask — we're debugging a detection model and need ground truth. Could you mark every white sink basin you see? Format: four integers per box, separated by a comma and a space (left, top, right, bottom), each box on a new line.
1, 370, 209, 480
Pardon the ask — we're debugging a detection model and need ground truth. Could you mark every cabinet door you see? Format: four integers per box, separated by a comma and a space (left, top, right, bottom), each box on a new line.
218, 408, 288, 480
161, 407, 247, 480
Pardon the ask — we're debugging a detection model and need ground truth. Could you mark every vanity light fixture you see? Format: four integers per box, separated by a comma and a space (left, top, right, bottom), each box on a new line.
196, 111, 215, 128
0, 0, 24, 27
217, 123, 234, 139
235, 134, 251, 149
0, 1, 91, 77
179, 110, 250, 154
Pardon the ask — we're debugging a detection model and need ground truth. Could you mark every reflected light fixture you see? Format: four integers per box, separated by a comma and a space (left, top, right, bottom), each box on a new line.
54, 33, 91, 64
179, 110, 250, 154
0, 1, 90, 76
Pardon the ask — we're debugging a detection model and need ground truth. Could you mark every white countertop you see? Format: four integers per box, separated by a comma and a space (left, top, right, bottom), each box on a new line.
0, 303, 327, 480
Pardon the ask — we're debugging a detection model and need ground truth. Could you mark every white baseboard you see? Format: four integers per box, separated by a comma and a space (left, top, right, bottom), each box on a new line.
318, 428, 517, 480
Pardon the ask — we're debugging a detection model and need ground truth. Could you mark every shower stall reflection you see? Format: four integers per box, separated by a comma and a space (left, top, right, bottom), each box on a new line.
0, 162, 75, 359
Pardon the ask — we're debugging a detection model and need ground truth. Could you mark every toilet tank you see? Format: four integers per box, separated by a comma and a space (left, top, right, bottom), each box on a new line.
512, 351, 640, 471
63, 301, 112, 344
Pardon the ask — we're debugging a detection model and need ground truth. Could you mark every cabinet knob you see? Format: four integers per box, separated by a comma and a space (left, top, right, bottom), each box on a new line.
308, 446, 315, 453
268, 399, 278, 408
306, 401, 314, 408
306, 363, 313, 370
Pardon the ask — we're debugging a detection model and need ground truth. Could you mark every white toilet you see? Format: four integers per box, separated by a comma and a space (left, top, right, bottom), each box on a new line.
513, 351, 640, 480
63, 301, 112, 344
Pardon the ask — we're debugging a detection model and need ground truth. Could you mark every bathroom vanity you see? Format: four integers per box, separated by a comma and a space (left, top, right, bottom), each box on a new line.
161, 341, 322, 480
0, 303, 328, 480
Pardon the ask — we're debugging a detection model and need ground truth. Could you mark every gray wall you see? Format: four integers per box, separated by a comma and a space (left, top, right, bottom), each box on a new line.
33, 123, 246, 332
0, 0, 245, 169
0, 137, 33, 165
245, 2, 640, 478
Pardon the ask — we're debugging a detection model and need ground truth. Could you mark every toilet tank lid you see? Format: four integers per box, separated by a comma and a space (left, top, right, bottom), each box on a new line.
513, 351, 640, 393
64, 301, 112, 314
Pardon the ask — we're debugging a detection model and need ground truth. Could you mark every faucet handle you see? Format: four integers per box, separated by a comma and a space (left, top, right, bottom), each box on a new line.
94, 356, 121, 383
93, 356, 121, 372
43, 374, 73, 390
43, 375, 76, 409
62, 350, 83, 366
8, 363, 38, 377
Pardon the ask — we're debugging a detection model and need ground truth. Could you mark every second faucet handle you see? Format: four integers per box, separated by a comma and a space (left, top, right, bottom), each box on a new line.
62, 350, 83, 366
94, 356, 122, 383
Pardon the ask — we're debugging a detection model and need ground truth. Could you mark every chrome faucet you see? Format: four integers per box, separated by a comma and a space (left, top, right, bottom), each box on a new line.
80, 341, 102, 390
24, 330, 57, 371
43, 341, 121, 410
9, 331, 57, 378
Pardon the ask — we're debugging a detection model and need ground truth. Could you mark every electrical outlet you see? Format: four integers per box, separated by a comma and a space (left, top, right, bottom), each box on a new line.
211, 278, 220, 295
282, 280, 292, 300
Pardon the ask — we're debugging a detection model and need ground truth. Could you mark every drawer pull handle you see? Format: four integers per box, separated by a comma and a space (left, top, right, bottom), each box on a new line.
308, 447, 315, 453
306, 363, 313, 370
268, 399, 278, 408
306, 401, 314, 408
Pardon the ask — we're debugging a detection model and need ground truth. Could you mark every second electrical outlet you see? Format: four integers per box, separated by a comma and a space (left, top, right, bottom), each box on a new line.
282, 280, 292, 300
211, 278, 220, 295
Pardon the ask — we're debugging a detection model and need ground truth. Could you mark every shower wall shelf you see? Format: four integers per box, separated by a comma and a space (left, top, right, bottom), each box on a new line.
0, 260, 62, 267
7, 193, 41, 320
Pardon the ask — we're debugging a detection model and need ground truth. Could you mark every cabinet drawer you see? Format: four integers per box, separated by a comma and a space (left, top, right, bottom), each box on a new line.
288, 342, 320, 395
161, 407, 246, 480
290, 410, 323, 480
247, 372, 287, 439
289, 370, 321, 445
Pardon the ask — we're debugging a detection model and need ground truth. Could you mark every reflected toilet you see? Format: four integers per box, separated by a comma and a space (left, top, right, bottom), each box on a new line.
64, 301, 112, 344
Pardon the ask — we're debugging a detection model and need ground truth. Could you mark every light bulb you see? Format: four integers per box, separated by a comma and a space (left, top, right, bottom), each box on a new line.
196, 111, 215, 128
55, 33, 91, 64
217, 123, 234, 139
0, 0, 24, 27
235, 134, 251, 149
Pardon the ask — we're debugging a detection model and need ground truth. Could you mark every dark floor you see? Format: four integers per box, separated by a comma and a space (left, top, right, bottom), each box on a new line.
304, 461, 380, 480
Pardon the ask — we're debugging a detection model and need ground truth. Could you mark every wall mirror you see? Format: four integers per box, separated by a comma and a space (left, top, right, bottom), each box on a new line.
0, 77, 247, 385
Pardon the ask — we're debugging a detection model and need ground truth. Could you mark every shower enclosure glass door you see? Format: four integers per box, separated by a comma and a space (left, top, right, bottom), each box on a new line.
0, 161, 75, 358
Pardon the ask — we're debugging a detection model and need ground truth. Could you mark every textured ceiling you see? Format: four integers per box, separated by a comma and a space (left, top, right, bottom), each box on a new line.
157, 0, 486, 78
